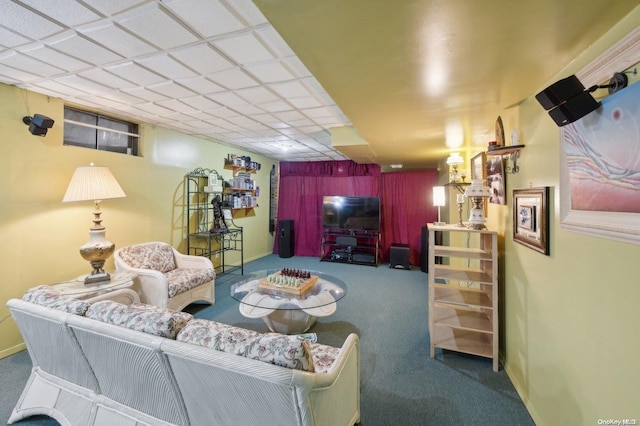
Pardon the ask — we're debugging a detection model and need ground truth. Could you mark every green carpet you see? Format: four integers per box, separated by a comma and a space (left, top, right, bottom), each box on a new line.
1, 254, 534, 425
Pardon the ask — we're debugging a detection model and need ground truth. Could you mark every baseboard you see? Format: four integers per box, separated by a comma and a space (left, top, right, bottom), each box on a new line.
504, 360, 541, 425
0, 342, 26, 360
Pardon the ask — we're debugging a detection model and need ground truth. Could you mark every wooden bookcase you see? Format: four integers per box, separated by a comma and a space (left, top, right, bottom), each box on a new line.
428, 224, 499, 371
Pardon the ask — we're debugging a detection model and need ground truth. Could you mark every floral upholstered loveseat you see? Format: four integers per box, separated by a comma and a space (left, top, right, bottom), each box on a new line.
8, 286, 360, 426
114, 241, 215, 311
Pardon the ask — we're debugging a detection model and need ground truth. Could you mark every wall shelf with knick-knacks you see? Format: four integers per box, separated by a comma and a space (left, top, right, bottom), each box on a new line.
485, 144, 525, 174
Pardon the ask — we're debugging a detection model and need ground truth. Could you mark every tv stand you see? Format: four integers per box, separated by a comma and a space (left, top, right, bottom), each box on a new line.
320, 229, 380, 266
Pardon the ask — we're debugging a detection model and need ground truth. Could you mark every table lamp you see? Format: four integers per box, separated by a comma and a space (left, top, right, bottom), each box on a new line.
463, 180, 492, 229
433, 186, 446, 226
62, 164, 126, 285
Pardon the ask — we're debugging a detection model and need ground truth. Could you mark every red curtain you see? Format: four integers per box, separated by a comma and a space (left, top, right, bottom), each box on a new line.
274, 161, 438, 266
379, 170, 438, 265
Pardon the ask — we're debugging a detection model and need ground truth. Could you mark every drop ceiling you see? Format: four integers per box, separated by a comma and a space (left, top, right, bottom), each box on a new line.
1, 0, 638, 169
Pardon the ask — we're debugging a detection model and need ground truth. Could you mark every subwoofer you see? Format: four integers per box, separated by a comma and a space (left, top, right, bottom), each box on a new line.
278, 220, 294, 258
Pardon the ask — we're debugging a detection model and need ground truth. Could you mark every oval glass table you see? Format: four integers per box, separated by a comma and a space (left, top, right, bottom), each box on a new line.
229, 270, 347, 334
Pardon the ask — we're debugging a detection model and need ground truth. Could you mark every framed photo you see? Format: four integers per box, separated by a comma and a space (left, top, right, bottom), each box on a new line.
470, 152, 486, 183
513, 187, 549, 255
559, 27, 640, 244
486, 155, 506, 205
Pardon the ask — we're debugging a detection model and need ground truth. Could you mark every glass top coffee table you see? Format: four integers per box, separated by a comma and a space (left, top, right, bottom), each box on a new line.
229, 270, 347, 334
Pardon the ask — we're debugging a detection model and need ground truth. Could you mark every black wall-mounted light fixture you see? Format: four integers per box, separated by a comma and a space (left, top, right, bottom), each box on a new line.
22, 114, 55, 136
535, 72, 628, 127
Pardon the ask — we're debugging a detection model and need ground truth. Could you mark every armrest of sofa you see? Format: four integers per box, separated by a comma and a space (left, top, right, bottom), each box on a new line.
173, 250, 215, 272
303, 333, 360, 425
114, 263, 170, 307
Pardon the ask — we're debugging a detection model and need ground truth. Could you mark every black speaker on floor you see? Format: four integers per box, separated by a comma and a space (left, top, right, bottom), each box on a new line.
279, 219, 294, 258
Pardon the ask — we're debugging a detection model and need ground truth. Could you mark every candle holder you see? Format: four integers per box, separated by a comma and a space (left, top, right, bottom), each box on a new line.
456, 201, 465, 227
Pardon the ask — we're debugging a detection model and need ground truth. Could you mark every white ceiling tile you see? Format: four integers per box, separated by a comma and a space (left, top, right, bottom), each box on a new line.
225, 115, 258, 127
29, 80, 90, 96
121, 87, 170, 102
130, 102, 176, 116
1, 52, 64, 77
175, 76, 224, 95
0, 64, 40, 82
259, 99, 293, 113
48, 32, 123, 64
180, 95, 221, 110
269, 81, 310, 99
56, 75, 112, 94
79, 0, 149, 17
230, 103, 264, 116
274, 110, 305, 123
18, 0, 102, 26
95, 91, 147, 104
0, 27, 30, 48
204, 106, 240, 118
208, 68, 258, 90
244, 61, 295, 83
255, 27, 295, 58
287, 96, 322, 109
137, 54, 198, 80
19, 45, 90, 72
223, 0, 268, 26
207, 91, 248, 107
74, 95, 128, 109
147, 81, 197, 98
213, 32, 274, 65
170, 44, 233, 75
162, 0, 245, 38
78, 22, 157, 58
287, 117, 316, 127
301, 106, 334, 119
235, 86, 279, 104
117, 4, 198, 49
0, 1, 64, 40
106, 62, 165, 86
78, 68, 136, 89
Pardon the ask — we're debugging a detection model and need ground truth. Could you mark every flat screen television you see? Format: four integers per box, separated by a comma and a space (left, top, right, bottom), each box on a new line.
322, 196, 380, 231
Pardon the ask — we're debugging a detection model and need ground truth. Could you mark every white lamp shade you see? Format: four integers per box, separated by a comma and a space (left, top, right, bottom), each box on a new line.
463, 180, 492, 198
63, 165, 126, 202
433, 186, 446, 207
446, 153, 464, 166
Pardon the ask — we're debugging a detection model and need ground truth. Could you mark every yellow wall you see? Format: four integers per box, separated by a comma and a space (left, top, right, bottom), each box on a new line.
0, 84, 277, 358
483, 10, 640, 425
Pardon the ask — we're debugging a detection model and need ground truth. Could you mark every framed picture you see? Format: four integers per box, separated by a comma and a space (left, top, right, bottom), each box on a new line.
486, 155, 506, 205
513, 187, 549, 255
470, 152, 486, 183
559, 27, 640, 244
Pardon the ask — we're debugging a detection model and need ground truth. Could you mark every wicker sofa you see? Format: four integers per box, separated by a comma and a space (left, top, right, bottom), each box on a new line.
7, 286, 360, 426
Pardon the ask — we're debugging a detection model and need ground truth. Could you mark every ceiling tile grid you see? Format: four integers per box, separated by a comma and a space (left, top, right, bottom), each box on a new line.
0, 0, 350, 162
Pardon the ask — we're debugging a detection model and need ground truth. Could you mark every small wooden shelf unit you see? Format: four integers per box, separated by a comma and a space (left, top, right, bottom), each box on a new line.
428, 224, 499, 371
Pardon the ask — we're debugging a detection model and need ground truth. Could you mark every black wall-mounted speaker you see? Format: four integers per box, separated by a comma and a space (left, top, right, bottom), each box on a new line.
535, 75, 586, 110
23, 114, 55, 136
547, 91, 601, 127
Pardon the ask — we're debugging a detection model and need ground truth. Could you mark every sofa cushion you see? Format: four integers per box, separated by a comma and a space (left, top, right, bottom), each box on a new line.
308, 342, 341, 374
23, 285, 91, 315
165, 268, 215, 298
86, 301, 192, 339
119, 243, 177, 273
177, 319, 315, 372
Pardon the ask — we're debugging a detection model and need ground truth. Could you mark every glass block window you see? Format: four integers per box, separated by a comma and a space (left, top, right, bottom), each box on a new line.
64, 107, 139, 155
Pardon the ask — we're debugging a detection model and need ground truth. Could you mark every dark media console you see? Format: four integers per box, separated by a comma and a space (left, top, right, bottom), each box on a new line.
320, 229, 380, 267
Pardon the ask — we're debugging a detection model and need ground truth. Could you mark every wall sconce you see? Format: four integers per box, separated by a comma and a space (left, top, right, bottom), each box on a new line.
432, 186, 446, 226
535, 72, 628, 127
446, 153, 464, 182
22, 114, 55, 136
